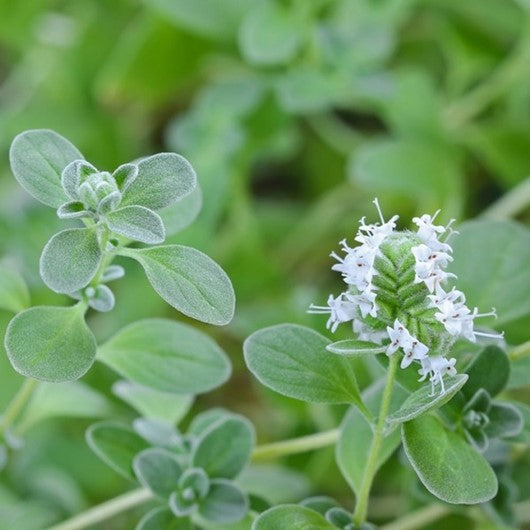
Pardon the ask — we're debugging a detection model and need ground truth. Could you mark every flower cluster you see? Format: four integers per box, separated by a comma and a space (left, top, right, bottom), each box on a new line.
309, 200, 503, 394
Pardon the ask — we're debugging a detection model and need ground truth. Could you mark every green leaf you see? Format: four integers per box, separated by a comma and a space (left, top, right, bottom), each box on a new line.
119, 245, 235, 325
337, 379, 407, 495
39, 228, 102, 294
105, 205, 165, 244
484, 402, 523, 439
463, 345, 510, 399
86, 421, 149, 480
138, 507, 191, 530
160, 186, 202, 236
239, 3, 302, 66
326, 339, 386, 356
98, 318, 231, 394
510, 401, 530, 444
0, 262, 30, 313
113, 380, 193, 424
253, 505, 336, 530
386, 374, 468, 427
402, 414, 498, 504
9, 129, 83, 207
450, 220, 530, 326
121, 153, 196, 211
133, 448, 183, 499
244, 324, 368, 413
199, 479, 248, 524
18, 381, 112, 432
4, 305, 97, 382
192, 415, 255, 479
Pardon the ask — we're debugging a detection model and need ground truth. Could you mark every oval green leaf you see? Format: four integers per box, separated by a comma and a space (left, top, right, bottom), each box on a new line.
98, 318, 231, 394
10, 129, 83, 207
119, 245, 235, 325
4, 305, 96, 382
138, 507, 191, 530
105, 205, 165, 244
402, 414, 498, 504
199, 479, 248, 524
133, 448, 183, 499
192, 415, 255, 479
86, 421, 149, 480
463, 345, 510, 399
252, 505, 336, 530
244, 324, 368, 414
386, 374, 468, 427
0, 262, 30, 313
121, 153, 196, 210
40, 228, 102, 294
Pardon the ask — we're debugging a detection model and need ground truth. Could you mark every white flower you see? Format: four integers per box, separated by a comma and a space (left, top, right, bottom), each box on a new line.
401, 339, 429, 369
346, 288, 378, 318
434, 299, 472, 336
385, 319, 412, 356
428, 285, 465, 308
308, 294, 356, 333
418, 356, 457, 395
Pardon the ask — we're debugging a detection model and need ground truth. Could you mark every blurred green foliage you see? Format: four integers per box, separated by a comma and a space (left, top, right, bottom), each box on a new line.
0, 0, 530, 528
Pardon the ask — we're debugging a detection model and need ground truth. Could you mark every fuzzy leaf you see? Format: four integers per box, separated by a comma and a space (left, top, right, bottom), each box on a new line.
87, 285, 115, 312
105, 205, 165, 244
98, 318, 231, 394
0, 263, 30, 313
121, 153, 196, 210
326, 339, 386, 356
485, 402, 524, 439
61, 160, 97, 200
192, 415, 255, 479
119, 245, 235, 325
199, 479, 248, 524
463, 345, 510, 399
113, 380, 193, 424
402, 414, 498, 504
239, 2, 302, 65
10, 129, 83, 207
253, 505, 336, 529
5, 305, 96, 382
133, 448, 183, 499
56, 201, 92, 220
386, 374, 468, 427
40, 228, 102, 294
138, 507, 191, 530
450, 220, 530, 326
86, 421, 149, 480
244, 324, 368, 413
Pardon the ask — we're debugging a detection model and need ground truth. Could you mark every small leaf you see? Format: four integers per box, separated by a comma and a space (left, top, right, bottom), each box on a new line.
121, 153, 196, 210
113, 380, 193, 424
4, 305, 96, 382
0, 263, 30, 313
40, 228, 102, 294
253, 505, 336, 529
57, 201, 92, 220
10, 129, 83, 207
101, 265, 125, 282
187, 409, 233, 437
244, 324, 368, 413
98, 318, 231, 394
61, 160, 97, 200
133, 418, 179, 448
386, 374, 468, 427
87, 284, 115, 312
239, 2, 302, 66
112, 163, 138, 192
105, 205, 165, 244
199, 479, 248, 524
133, 448, 183, 499
326, 339, 386, 356
509, 401, 530, 444
192, 415, 255, 479
463, 345, 510, 399
86, 421, 149, 480
119, 245, 235, 325
402, 414, 498, 504
138, 507, 191, 530
485, 402, 524, 439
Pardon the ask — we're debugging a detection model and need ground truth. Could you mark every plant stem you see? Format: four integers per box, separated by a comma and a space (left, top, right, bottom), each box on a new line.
352, 354, 399, 526
0, 378, 38, 439
251, 428, 340, 461
380, 504, 449, 530
47, 488, 153, 530
481, 176, 530, 220
509, 340, 530, 362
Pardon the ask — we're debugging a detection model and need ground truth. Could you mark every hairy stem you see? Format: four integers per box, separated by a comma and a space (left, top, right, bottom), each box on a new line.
47, 488, 153, 530
251, 428, 340, 461
482, 177, 530, 220
380, 504, 449, 530
352, 354, 399, 526
0, 378, 38, 439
